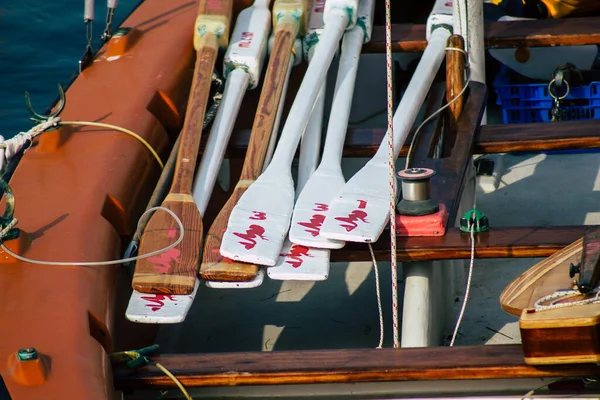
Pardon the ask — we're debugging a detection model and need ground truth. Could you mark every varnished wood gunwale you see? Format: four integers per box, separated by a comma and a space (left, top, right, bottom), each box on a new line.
333, 225, 587, 262
213, 118, 600, 159
363, 17, 600, 53
113, 344, 600, 389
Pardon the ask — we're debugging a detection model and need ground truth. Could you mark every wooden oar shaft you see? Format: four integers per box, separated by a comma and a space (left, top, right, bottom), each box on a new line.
239, 19, 299, 181
445, 34, 466, 139
170, 34, 219, 194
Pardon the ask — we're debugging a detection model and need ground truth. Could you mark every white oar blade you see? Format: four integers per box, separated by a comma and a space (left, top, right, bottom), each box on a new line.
125, 279, 200, 323
220, 173, 295, 265
205, 268, 265, 288
320, 159, 398, 243
289, 166, 346, 248
268, 241, 330, 281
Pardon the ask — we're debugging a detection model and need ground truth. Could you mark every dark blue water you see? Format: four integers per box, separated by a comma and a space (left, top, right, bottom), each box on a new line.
0, 0, 140, 138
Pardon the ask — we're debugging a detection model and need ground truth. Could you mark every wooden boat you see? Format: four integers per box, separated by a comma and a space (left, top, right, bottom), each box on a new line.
3, 0, 600, 398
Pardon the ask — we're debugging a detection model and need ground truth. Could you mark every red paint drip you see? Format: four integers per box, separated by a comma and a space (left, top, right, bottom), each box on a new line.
233, 224, 267, 250
167, 228, 177, 238
148, 248, 181, 274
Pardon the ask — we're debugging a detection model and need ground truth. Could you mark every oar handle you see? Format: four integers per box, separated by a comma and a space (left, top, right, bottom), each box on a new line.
239, 20, 299, 181
171, 34, 220, 194
320, 27, 364, 167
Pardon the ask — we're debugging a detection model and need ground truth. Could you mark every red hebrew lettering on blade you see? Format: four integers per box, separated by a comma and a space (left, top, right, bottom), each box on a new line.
141, 294, 176, 312
280, 245, 311, 268
299, 214, 325, 237
335, 200, 369, 232
233, 224, 267, 250
249, 211, 267, 220
313, 203, 329, 212
239, 32, 253, 48
148, 248, 181, 274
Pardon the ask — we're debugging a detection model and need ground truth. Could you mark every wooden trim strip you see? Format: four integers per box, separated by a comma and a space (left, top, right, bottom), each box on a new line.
214, 119, 600, 159
363, 17, 600, 53
332, 226, 587, 262
113, 344, 600, 389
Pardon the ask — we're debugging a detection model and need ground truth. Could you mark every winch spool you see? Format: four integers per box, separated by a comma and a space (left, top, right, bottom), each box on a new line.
397, 167, 440, 216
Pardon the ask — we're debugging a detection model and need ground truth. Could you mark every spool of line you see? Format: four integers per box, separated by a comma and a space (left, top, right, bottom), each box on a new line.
396, 167, 439, 216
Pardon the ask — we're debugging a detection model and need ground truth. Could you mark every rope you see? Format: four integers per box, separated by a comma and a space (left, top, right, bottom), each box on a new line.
449, 218, 475, 346
0, 206, 184, 266
405, 47, 470, 169
0, 117, 164, 174
383, 0, 399, 349
368, 243, 385, 348
534, 288, 600, 311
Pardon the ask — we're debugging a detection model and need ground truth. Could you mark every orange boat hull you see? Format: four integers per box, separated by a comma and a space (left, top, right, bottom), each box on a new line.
0, 0, 230, 397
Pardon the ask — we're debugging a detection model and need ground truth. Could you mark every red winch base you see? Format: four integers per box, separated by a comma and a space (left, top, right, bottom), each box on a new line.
395, 204, 448, 237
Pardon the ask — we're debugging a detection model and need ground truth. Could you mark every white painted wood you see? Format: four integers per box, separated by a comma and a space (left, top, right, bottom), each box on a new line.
126, 0, 272, 321
289, 0, 374, 249
319, 27, 451, 244
205, 268, 265, 288
264, 38, 301, 170
193, 69, 249, 213
267, 242, 330, 281
126, 280, 200, 323
211, 41, 298, 289
220, 4, 357, 266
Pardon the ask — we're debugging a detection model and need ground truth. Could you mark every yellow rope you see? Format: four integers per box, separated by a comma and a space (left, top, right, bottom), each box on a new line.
59, 120, 164, 169
121, 351, 192, 400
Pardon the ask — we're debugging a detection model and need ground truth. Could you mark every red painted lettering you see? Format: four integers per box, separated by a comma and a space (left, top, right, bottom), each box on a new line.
233, 224, 267, 249
239, 32, 253, 48
298, 214, 325, 237
314, 0, 325, 12
335, 210, 368, 232
357, 200, 367, 209
313, 203, 329, 212
249, 211, 266, 220
148, 248, 181, 274
280, 245, 310, 268
141, 294, 176, 312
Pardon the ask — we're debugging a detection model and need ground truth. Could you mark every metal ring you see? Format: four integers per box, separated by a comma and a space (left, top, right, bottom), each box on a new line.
548, 78, 570, 100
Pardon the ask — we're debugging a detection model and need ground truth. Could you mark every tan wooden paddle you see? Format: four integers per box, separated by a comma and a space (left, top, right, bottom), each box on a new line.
200, 0, 309, 281
132, 0, 233, 294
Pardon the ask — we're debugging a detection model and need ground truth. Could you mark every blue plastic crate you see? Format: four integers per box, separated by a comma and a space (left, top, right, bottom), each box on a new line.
493, 68, 600, 124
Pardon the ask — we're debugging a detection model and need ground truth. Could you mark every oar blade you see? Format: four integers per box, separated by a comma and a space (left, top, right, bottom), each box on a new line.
268, 241, 330, 281
132, 195, 202, 294
200, 187, 259, 281
289, 166, 346, 248
205, 268, 265, 288
320, 160, 397, 243
125, 279, 200, 323
220, 172, 295, 266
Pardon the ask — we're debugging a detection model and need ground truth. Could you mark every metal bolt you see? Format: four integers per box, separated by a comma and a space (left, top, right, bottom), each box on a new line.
17, 347, 38, 361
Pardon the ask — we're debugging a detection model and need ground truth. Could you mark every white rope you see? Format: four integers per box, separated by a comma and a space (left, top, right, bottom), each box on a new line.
0, 117, 61, 174
0, 206, 184, 266
534, 287, 600, 311
383, 0, 399, 349
450, 220, 475, 346
368, 243, 385, 348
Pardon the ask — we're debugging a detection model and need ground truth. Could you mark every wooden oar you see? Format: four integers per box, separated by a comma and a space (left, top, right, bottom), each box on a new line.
267, 0, 331, 281
131, 0, 233, 295
199, 0, 310, 282
219, 0, 360, 267
289, 0, 374, 250
125, 0, 271, 320
319, 0, 452, 244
